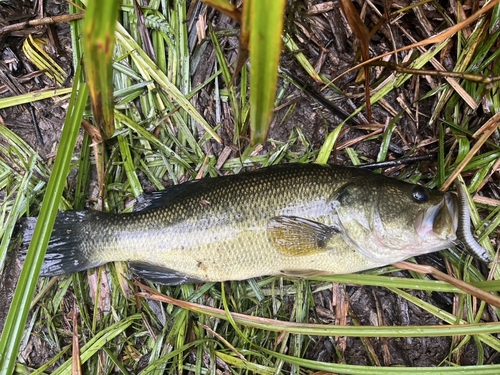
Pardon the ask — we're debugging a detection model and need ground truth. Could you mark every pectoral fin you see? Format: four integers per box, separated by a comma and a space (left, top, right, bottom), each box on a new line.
267, 216, 340, 256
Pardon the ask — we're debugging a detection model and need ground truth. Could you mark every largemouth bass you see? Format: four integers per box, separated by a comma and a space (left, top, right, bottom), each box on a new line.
19, 163, 490, 284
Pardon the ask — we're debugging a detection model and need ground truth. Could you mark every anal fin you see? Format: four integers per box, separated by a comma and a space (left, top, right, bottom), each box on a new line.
280, 269, 331, 278
129, 262, 205, 285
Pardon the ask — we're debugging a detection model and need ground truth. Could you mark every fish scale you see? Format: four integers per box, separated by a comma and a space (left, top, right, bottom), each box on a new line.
19, 163, 480, 285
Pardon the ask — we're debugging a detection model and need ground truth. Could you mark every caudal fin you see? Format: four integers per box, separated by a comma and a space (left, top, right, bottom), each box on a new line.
18, 211, 103, 276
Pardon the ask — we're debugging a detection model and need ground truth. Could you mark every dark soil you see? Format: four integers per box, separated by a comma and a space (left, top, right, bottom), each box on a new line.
1, 0, 497, 370
0, 0, 74, 157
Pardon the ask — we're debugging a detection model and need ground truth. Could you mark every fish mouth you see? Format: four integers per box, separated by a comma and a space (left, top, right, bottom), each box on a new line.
417, 185, 491, 263
453, 180, 492, 262
434, 192, 458, 240
416, 191, 457, 242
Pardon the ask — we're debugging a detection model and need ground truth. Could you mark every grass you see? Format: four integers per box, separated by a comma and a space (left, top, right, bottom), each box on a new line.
0, 64, 89, 375
1, 0, 500, 373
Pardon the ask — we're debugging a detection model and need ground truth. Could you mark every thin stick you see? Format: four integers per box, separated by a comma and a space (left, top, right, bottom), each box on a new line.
322, 0, 500, 88
441, 112, 500, 191
0, 13, 84, 36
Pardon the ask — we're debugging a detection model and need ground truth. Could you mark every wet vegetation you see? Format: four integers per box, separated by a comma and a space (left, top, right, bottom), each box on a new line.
1, 0, 500, 373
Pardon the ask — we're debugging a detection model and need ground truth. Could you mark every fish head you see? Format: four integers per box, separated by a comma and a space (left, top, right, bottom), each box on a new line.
332, 176, 458, 263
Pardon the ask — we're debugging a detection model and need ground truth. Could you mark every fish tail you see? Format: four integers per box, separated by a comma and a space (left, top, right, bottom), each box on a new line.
18, 211, 102, 276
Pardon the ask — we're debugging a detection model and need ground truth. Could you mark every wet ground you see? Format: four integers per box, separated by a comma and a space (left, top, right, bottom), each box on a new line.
1, 0, 498, 369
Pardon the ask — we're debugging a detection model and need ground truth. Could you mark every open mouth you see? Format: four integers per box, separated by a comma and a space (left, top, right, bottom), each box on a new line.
415, 193, 456, 242
433, 192, 458, 239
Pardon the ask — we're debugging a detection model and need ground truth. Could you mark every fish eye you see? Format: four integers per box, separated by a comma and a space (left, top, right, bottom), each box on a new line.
411, 185, 428, 202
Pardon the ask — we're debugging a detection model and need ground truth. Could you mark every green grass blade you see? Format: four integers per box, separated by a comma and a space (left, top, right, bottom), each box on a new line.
312, 274, 500, 293
139, 288, 500, 338
247, 0, 286, 145
114, 22, 221, 143
316, 124, 344, 164
117, 134, 142, 198
74, 132, 92, 210
256, 345, 500, 374
282, 33, 322, 82
0, 155, 36, 272
83, 0, 120, 139
48, 314, 141, 375
0, 68, 88, 375
0, 88, 73, 109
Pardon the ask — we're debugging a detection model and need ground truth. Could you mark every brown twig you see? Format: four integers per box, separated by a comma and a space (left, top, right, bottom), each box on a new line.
441, 112, 500, 191
135, 280, 500, 334
394, 261, 500, 309
323, 0, 500, 88
358, 154, 436, 169
369, 60, 500, 84
0, 13, 84, 36
71, 302, 82, 375
339, 0, 372, 122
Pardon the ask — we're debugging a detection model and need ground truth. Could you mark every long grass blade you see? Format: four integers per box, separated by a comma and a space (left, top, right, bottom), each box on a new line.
136, 283, 500, 338
0, 66, 88, 375
82, 0, 120, 139
247, 0, 286, 145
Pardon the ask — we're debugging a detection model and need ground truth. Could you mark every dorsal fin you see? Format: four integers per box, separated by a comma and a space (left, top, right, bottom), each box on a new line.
133, 181, 198, 211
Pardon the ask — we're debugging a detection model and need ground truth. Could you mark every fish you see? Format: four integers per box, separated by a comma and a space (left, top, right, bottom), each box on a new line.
18, 163, 491, 285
